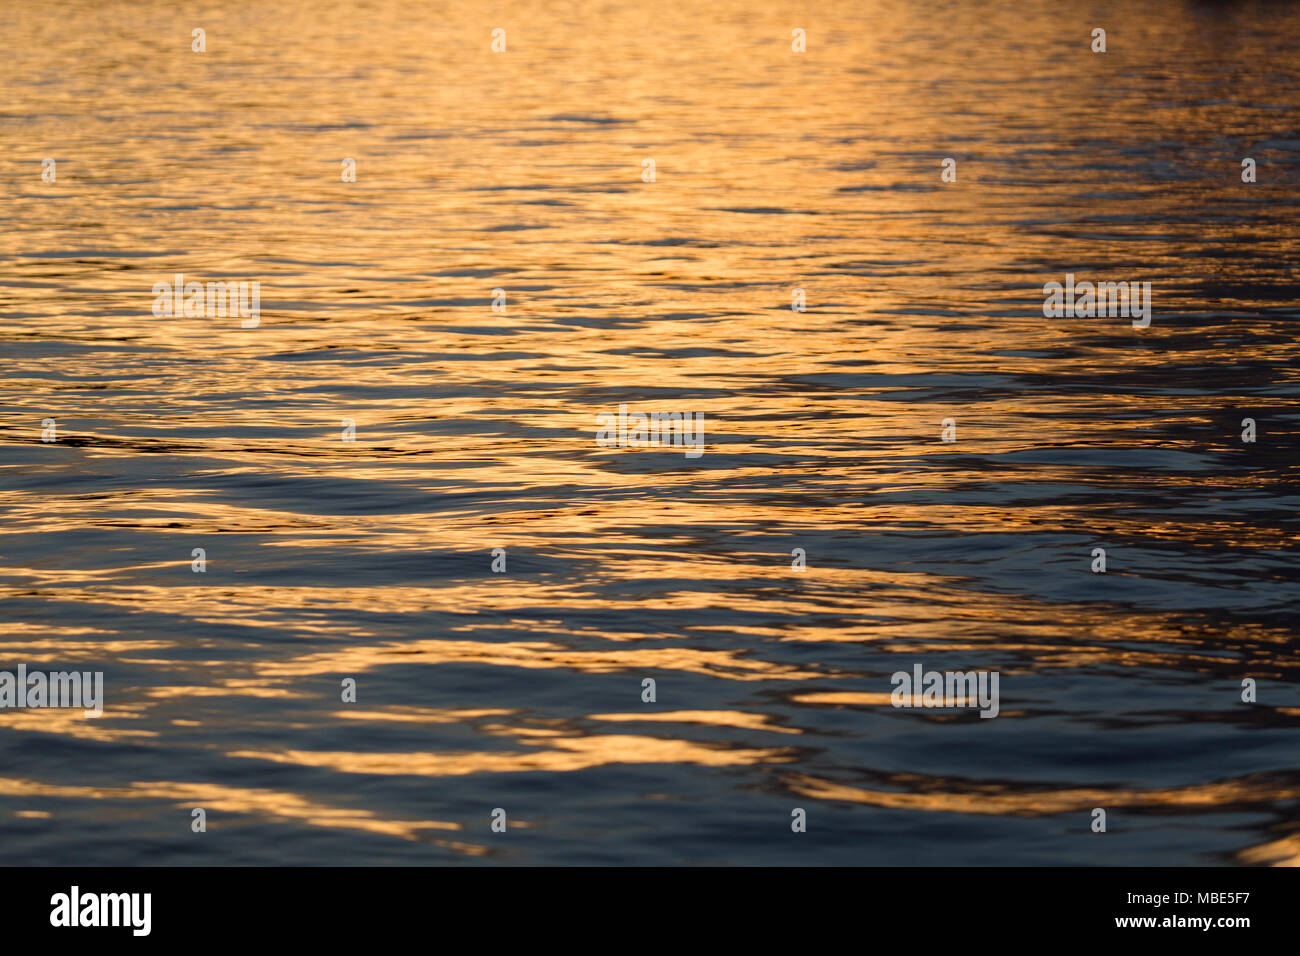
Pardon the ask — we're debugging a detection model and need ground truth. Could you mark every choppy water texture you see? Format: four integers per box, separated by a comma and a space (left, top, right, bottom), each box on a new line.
1, 0, 1299, 865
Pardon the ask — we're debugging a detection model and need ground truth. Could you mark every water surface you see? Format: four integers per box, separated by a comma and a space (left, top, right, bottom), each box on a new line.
1, 0, 1299, 865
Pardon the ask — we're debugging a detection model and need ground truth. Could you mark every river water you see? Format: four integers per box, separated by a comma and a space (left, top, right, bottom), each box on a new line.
1, 0, 1298, 864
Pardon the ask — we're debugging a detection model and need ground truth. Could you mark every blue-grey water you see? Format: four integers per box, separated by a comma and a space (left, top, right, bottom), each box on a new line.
1, 0, 1299, 865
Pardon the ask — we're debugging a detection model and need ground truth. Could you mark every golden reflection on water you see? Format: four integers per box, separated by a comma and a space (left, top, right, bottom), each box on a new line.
229, 736, 793, 776
2, 0, 1299, 863
0, 775, 469, 846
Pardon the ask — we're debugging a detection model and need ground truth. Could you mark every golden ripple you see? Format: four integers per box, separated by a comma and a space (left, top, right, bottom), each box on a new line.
784, 771, 1300, 816
790, 692, 895, 706
251, 638, 829, 682
230, 734, 793, 776
0, 776, 468, 847
0, 707, 155, 742
586, 710, 800, 733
